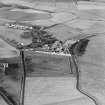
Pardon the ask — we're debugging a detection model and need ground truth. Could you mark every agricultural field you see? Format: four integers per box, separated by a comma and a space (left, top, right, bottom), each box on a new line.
78, 34, 105, 105
24, 50, 74, 76
24, 76, 95, 105
0, 0, 105, 105
24, 51, 95, 105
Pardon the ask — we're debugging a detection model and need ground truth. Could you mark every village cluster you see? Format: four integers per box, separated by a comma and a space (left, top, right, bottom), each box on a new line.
4, 22, 77, 55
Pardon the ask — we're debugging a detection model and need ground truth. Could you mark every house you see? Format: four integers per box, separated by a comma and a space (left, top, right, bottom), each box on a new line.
5, 22, 33, 30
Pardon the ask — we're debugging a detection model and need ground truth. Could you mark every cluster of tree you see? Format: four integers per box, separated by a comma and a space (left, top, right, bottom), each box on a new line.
22, 28, 58, 49
73, 39, 89, 56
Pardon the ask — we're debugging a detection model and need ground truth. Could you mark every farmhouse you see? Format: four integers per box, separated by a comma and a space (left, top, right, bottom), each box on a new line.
5, 22, 33, 30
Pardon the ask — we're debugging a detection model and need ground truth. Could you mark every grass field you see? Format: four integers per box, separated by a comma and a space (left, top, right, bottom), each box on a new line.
78, 34, 105, 105
0, 26, 32, 45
